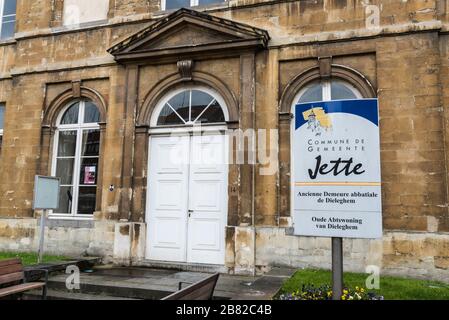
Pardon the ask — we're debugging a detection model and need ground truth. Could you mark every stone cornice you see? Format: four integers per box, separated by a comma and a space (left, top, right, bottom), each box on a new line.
3, 18, 449, 79
270, 20, 443, 48
9, 57, 115, 77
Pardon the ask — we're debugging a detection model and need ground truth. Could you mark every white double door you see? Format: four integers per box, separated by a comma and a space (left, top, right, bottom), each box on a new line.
146, 133, 228, 265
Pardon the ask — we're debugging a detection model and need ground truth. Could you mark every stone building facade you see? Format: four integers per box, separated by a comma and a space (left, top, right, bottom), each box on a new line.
0, 0, 449, 281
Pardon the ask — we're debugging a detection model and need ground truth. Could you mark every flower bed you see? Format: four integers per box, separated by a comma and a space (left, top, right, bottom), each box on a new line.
276, 269, 449, 300
278, 284, 384, 300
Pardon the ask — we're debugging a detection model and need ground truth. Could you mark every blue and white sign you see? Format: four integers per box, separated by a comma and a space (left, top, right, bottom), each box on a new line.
293, 99, 382, 239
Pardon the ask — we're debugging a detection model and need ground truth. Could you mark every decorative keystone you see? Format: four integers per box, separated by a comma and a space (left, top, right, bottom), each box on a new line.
177, 60, 194, 81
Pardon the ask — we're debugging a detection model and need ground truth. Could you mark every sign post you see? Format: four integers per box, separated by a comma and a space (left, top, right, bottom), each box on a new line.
292, 99, 383, 300
331, 237, 343, 300
33, 176, 60, 264
38, 210, 47, 264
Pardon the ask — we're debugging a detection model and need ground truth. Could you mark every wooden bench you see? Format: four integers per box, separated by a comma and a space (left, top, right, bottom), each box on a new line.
0, 258, 48, 300
162, 273, 220, 300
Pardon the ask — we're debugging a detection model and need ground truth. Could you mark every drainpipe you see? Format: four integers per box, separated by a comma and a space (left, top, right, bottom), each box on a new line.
252, 74, 257, 278
252, 149, 256, 277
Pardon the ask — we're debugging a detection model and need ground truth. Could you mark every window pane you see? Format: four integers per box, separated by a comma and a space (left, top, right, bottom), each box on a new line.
79, 158, 99, 185
56, 186, 73, 214
198, 0, 224, 5
191, 90, 214, 121
81, 129, 100, 156
167, 91, 190, 122
0, 135, 2, 154
77, 187, 97, 214
165, 0, 190, 10
58, 131, 77, 157
298, 83, 323, 103
84, 102, 100, 124
0, 105, 4, 130
3, 0, 17, 16
56, 158, 75, 185
331, 82, 358, 100
60, 103, 79, 124
195, 100, 225, 123
157, 104, 185, 125
0, 20, 15, 39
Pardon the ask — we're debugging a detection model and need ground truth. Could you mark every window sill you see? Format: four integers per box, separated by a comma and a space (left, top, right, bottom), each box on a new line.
52, 19, 110, 34
154, 3, 230, 18
14, 20, 110, 41
44, 217, 95, 229
0, 37, 16, 47
48, 215, 94, 221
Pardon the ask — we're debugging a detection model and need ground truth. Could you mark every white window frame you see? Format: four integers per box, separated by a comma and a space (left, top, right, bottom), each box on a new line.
161, 0, 224, 11
290, 79, 363, 216
293, 79, 363, 105
150, 85, 229, 134
0, 0, 16, 40
50, 100, 100, 220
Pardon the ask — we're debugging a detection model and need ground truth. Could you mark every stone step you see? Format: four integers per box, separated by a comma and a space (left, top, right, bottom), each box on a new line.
43, 269, 234, 300
24, 257, 101, 282
34, 266, 282, 300
45, 278, 172, 300
23, 289, 141, 300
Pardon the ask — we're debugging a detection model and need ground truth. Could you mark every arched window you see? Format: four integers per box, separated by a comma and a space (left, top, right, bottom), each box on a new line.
295, 79, 362, 104
52, 100, 101, 218
152, 88, 227, 127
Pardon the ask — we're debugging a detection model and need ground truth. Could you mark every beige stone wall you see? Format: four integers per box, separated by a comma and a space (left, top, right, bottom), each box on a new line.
112, 0, 160, 18
0, 44, 15, 79
255, 228, 449, 282
0, 217, 115, 260
16, 0, 52, 33
0, 0, 448, 279
377, 32, 448, 232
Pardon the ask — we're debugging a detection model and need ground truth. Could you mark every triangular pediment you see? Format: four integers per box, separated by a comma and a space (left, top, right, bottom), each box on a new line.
108, 8, 270, 62
135, 23, 238, 51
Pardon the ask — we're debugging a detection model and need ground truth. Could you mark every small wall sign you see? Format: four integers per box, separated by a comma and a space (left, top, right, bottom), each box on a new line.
33, 176, 61, 210
293, 99, 382, 239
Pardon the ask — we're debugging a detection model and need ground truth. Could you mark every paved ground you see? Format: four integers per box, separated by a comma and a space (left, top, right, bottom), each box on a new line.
27, 264, 295, 300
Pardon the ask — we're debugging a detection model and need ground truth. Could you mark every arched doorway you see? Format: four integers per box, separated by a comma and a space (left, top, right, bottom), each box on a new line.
145, 86, 229, 265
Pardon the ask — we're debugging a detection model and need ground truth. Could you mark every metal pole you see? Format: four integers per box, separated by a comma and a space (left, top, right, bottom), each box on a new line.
37, 210, 47, 264
332, 237, 343, 300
